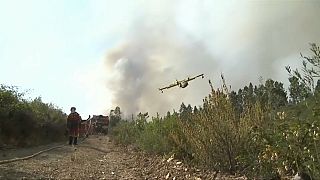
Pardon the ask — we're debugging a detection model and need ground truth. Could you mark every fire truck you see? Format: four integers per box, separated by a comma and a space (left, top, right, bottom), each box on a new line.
91, 115, 109, 135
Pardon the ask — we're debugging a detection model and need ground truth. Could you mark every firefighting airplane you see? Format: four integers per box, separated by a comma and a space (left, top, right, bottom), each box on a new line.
159, 74, 204, 93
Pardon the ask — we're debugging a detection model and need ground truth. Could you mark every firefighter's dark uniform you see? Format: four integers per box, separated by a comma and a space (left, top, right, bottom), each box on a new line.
67, 112, 81, 145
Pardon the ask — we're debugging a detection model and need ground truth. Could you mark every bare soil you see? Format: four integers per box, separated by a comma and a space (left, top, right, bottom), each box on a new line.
0, 136, 247, 180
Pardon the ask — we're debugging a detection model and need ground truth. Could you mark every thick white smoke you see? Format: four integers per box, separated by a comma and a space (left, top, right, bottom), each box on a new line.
104, 1, 320, 116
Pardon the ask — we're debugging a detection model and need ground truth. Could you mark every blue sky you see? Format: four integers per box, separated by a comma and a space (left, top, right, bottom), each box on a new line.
1, 0, 320, 117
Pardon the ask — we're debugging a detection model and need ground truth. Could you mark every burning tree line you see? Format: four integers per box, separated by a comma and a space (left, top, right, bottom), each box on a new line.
110, 44, 320, 179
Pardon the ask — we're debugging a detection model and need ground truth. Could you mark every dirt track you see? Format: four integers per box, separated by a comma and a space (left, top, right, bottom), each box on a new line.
0, 136, 246, 179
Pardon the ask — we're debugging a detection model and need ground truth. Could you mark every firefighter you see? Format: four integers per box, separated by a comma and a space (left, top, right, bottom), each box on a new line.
67, 107, 82, 145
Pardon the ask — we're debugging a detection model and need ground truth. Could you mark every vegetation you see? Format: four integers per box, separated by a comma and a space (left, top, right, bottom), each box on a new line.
0, 85, 67, 147
109, 106, 122, 128
110, 44, 320, 179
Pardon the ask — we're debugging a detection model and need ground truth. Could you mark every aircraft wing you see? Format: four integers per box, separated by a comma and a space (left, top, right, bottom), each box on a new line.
186, 74, 204, 82
159, 82, 179, 92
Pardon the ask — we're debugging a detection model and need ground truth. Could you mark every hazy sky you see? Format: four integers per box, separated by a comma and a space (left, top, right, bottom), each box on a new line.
1, 0, 320, 118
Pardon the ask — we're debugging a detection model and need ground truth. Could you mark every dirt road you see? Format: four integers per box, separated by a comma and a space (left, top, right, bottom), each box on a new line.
0, 136, 245, 179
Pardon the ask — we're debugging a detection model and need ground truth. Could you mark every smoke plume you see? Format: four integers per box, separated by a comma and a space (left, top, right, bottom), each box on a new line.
104, 1, 320, 116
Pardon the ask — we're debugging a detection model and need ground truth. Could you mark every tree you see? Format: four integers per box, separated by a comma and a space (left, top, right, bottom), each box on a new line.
229, 90, 242, 116
264, 79, 288, 109
193, 106, 199, 114
179, 102, 193, 120
179, 102, 187, 114
109, 106, 121, 127
286, 43, 320, 93
288, 76, 310, 104
315, 79, 320, 94
186, 104, 193, 114
166, 111, 171, 118
136, 112, 148, 130
237, 89, 244, 113
254, 84, 267, 104
114, 106, 121, 117
0, 84, 66, 146
242, 83, 255, 108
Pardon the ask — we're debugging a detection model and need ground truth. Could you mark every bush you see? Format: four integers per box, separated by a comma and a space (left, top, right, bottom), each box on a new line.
254, 95, 320, 178
137, 115, 180, 154
0, 85, 66, 147
110, 120, 140, 145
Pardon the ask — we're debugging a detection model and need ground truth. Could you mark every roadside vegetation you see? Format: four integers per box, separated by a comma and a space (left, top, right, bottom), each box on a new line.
0, 86, 66, 147
111, 44, 320, 179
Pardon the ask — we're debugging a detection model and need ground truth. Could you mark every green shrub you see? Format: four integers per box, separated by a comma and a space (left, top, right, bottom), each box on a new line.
110, 120, 140, 145
254, 96, 320, 178
0, 85, 66, 147
137, 115, 180, 154
110, 89, 319, 178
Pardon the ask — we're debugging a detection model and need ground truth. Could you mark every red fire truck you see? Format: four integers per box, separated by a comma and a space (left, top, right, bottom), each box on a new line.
91, 115, 109, 135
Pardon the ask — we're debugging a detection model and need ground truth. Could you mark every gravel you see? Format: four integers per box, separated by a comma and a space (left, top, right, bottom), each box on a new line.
0, 136, 247, 180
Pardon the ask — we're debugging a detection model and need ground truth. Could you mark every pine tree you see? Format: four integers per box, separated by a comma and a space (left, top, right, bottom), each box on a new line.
193, 106, 199, 114
288, 76, 309, 104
